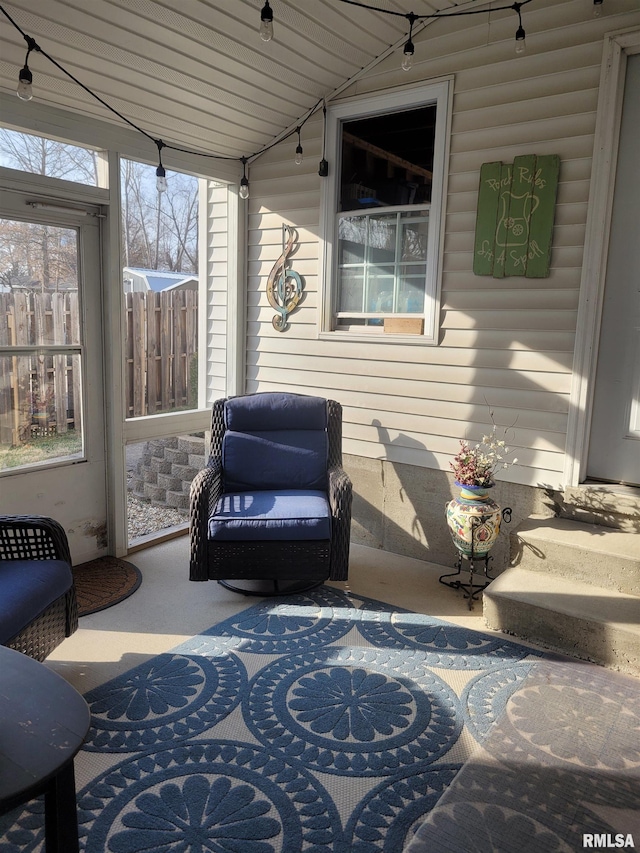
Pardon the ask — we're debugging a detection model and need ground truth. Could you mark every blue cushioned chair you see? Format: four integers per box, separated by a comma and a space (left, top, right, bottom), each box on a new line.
0, 515, 78, 660
189, 392, 352, 594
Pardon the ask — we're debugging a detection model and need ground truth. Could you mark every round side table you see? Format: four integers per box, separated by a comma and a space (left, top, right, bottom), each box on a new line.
0, 645, 90, 852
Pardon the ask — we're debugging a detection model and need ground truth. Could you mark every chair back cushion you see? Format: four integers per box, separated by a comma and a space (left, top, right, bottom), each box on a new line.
224, 392, 327, 431
222, 393, 328, 492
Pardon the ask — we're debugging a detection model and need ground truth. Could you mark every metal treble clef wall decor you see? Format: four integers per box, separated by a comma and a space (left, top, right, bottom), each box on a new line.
266, 224, 303, 331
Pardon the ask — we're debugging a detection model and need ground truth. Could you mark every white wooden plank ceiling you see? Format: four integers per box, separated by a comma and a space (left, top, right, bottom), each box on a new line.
0, 0, 496, 164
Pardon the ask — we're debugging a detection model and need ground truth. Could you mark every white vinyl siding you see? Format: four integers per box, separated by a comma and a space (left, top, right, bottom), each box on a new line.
203, 182, 231, 402
244, 0, 640, 489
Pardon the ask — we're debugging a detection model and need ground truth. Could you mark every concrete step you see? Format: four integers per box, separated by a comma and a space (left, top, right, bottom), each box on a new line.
483, 567, 640, 676
558, 484, 640, 533
511, 517, 640, 596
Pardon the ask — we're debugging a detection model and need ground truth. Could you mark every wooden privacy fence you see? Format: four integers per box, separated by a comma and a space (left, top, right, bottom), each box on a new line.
125, 290, 198, 418
0, 291, 81, 446
0, 290, 198, 445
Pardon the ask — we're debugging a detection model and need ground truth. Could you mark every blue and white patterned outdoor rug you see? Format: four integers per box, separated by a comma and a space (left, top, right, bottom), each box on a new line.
1, 586, 639, 852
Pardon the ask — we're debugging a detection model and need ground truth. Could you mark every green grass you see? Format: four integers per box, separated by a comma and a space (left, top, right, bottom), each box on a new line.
0, 430, 83, 471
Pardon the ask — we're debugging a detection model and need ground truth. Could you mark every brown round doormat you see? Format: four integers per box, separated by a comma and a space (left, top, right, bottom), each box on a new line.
72, 556, 142, 616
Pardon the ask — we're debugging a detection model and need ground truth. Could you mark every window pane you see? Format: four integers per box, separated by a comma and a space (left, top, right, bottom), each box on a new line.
368, 215, 397, 264
336, 210, 427, 319
339, 105, 436, 211
338, 216, 366, 264
402, 217, 429, 261
398, 271, 426, 313
338, 270, 364, 312
0, 215, 84, 473
121, 160, 200, 418
367, 269, 394, 313
0, 128, 102, 186
0, 220, 80, 345
0, 353, 83, 472
127, 433, 204, 546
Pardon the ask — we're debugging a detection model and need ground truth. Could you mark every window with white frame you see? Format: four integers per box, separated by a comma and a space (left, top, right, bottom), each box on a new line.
321, 80, 451, 341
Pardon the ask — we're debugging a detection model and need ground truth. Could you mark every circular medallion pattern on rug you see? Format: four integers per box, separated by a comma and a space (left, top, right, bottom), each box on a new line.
345, 763, 461, 853
72, 556, 142, 616
206, 586, 358, 654
83, 652, 246, 753
246, 645, 462, 776
461, 663, 537, 742
76, 740, 342, 853
354, 602, 537, 669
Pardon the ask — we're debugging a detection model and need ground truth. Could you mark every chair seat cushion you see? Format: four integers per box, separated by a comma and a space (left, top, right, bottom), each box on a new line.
208, 490, 331, 541
0, 559, 73, 645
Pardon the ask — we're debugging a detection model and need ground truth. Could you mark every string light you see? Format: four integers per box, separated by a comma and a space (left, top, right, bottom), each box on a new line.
155, 140, 167, 193
239, 157, 250, 199
260, 1, 274, 42
17, 59, 32, 100
17, 35, 39, 101
514, 2, 526, 54
318, 102, 328, 177
294, 127, 303, 165
1, 1, 540, 199
402, 13, 416, 72
338, 0, 534, 66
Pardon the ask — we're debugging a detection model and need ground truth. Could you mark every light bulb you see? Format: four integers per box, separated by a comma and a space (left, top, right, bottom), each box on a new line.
515, 26, 526, 54
260, 1, 273, 41
17, 66, 33, 101
593, 0, 603, 16
402, 40, 414, 72
295, 144, 303, 165
156, 165, 167, 193
239, 177, 249, 199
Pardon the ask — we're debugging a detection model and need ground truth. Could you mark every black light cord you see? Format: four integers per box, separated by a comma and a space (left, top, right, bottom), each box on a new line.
0, 3, 324, 170
0, 0, 541, 181
338, 0, 534, 21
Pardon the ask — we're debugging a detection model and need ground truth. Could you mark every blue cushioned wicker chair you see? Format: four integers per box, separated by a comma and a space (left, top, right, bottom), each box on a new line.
0, 515, 78, 660
189, 392, 352, 594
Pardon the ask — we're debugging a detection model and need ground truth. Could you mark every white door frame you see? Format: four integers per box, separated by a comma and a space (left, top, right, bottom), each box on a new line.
564, 27, 640, 488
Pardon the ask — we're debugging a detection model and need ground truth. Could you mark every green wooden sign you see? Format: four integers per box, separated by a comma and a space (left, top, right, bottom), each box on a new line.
473, 154, 559, 278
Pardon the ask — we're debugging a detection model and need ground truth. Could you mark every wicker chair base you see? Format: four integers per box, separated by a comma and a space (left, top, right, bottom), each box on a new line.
207, 539, 331, 585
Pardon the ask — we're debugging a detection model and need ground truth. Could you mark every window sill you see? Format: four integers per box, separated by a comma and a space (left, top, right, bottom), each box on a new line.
318, 330, 437, 346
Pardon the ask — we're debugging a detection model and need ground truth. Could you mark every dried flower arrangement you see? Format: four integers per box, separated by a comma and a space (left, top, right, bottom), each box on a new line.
450, 421, 518, 488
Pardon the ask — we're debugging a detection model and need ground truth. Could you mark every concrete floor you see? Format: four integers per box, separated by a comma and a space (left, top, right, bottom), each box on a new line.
47, 537, 525, 694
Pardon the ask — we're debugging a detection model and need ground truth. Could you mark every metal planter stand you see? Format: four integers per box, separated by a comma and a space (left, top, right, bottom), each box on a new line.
440, 507, 512, 609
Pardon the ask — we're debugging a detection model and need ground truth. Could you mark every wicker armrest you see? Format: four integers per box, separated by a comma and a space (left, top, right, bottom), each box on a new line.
327, 466, 352, 582
0, 515, 71, 565
189, 457, 223, 580
328, 466, 352, 515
